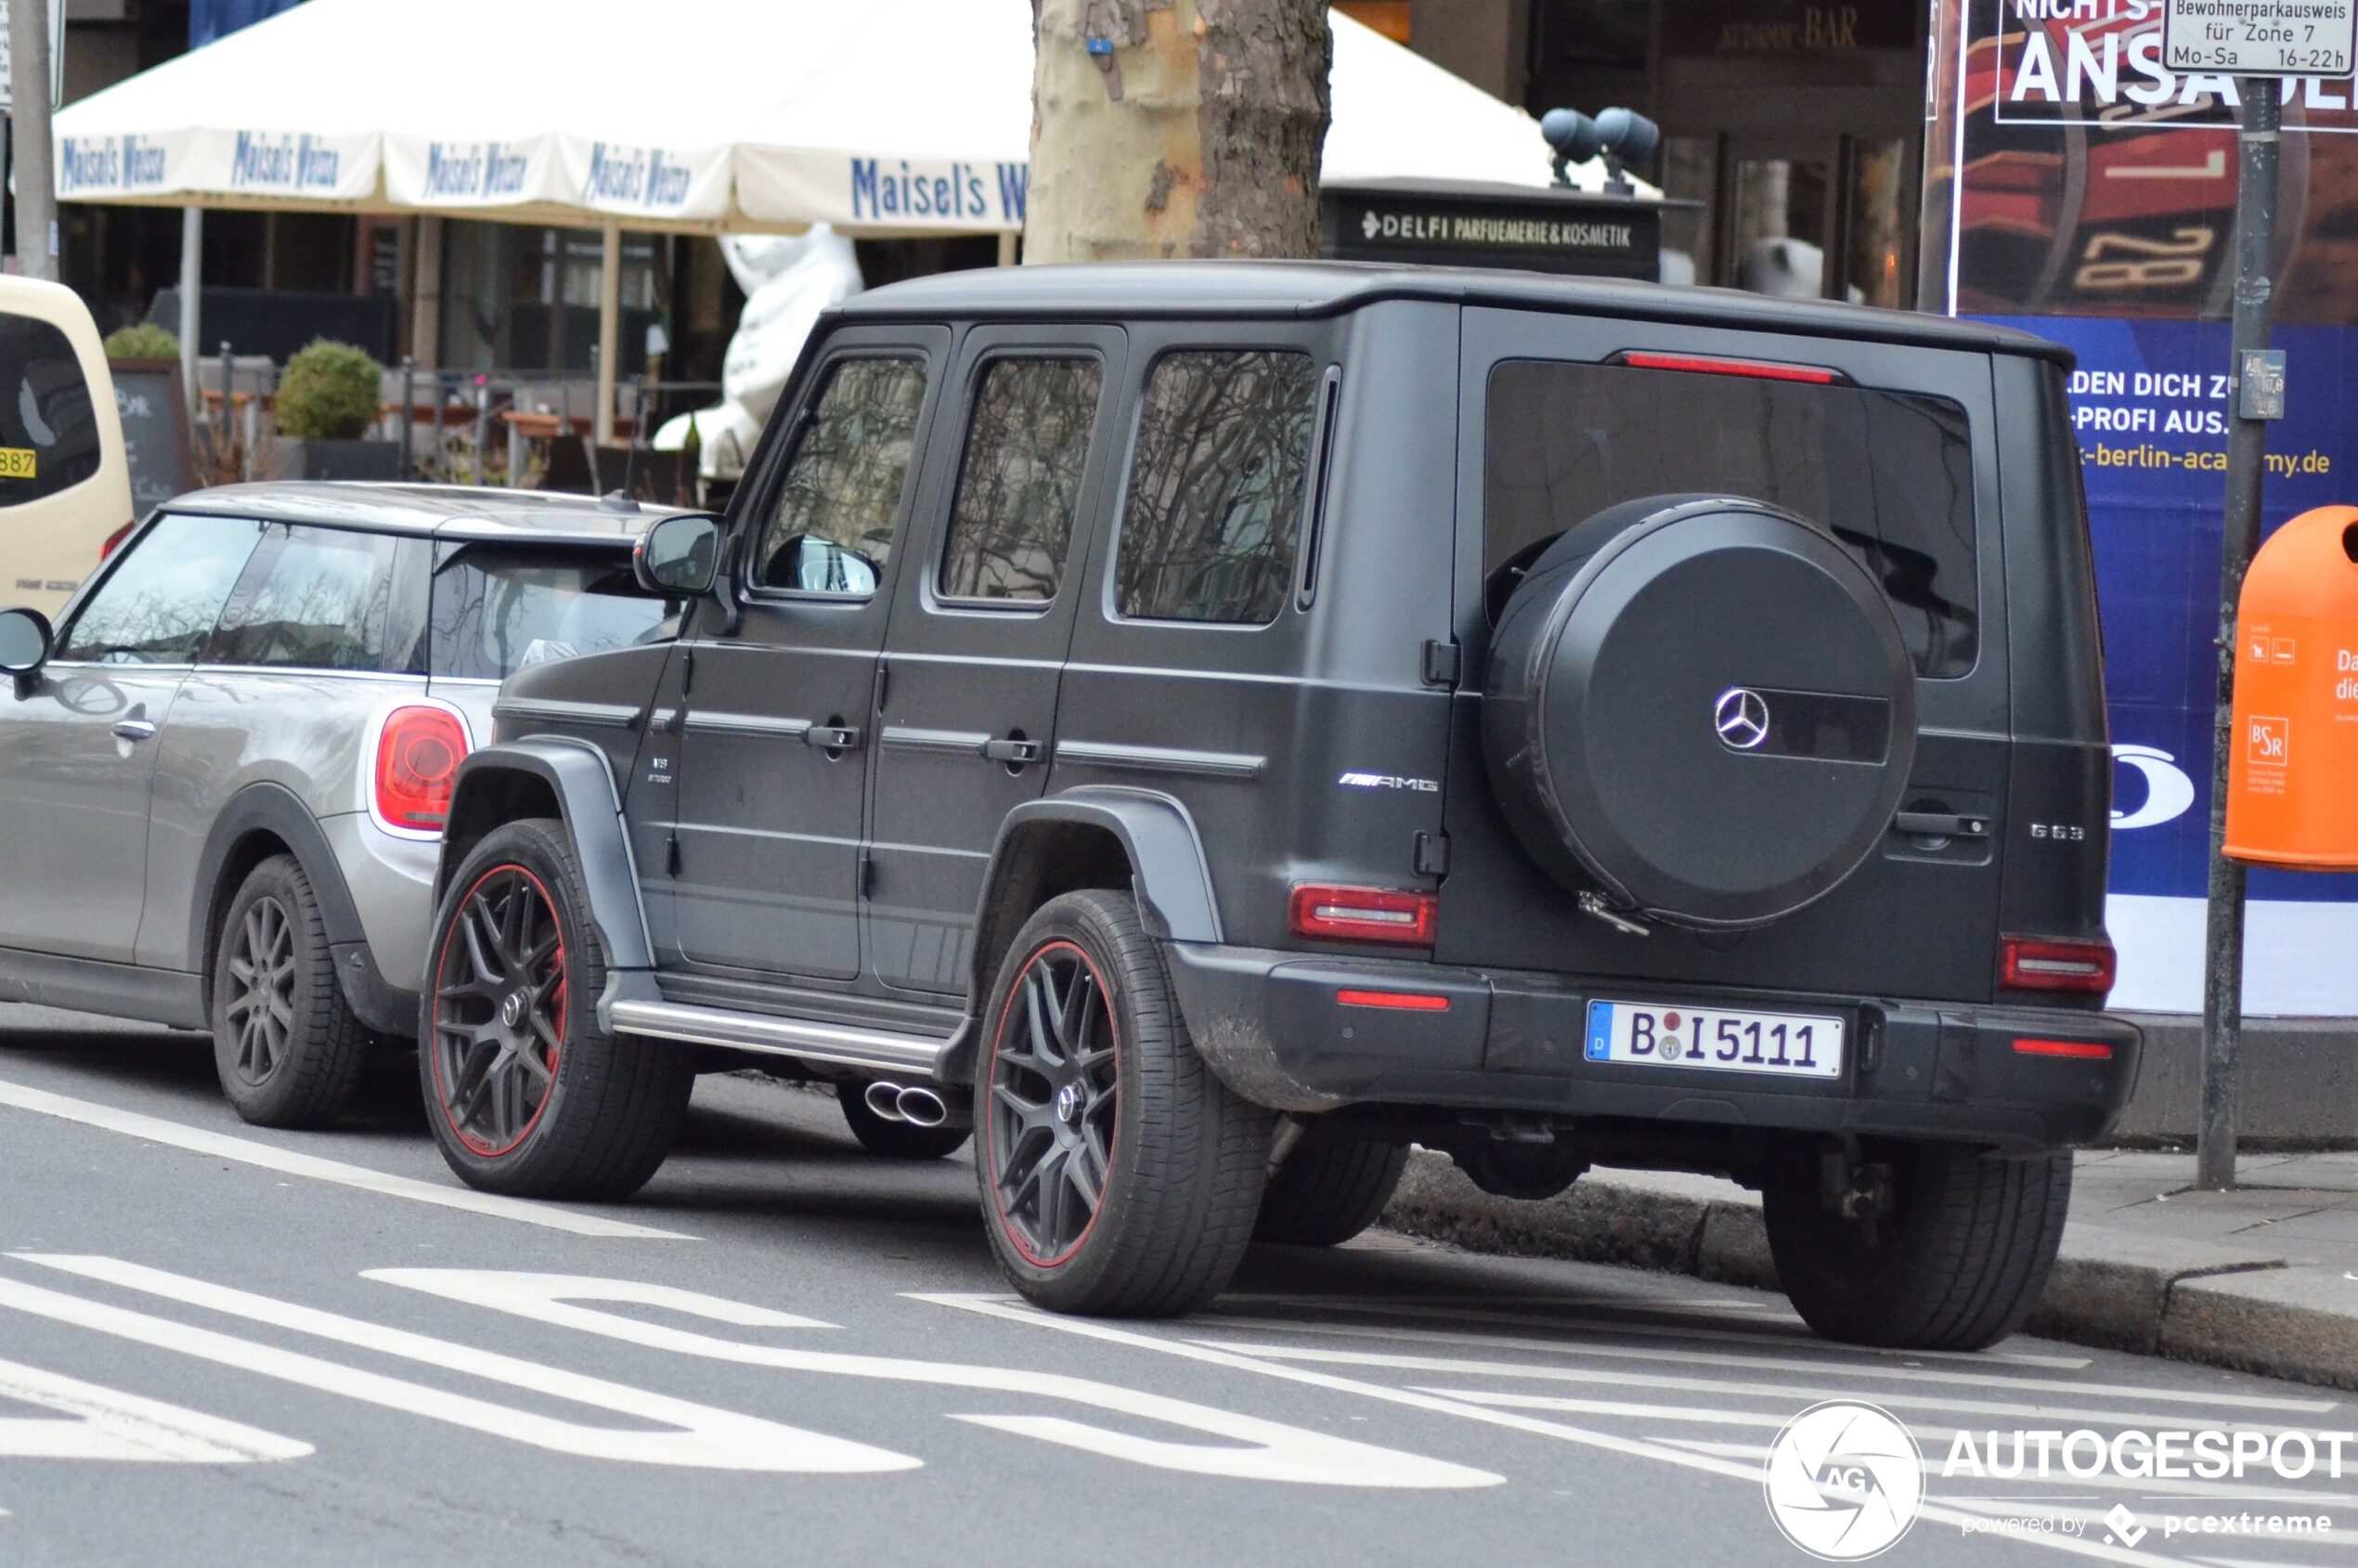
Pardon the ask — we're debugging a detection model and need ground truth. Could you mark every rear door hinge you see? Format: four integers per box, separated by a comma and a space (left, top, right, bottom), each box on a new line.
1414, 830, 1450, 877
680, 644, 695, 696
1421, 640, 1461, 689
860, 849, 876, 899
665, 831, 680, 876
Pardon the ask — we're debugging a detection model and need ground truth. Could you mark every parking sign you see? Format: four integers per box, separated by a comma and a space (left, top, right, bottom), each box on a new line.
2164, 0, 2358, 74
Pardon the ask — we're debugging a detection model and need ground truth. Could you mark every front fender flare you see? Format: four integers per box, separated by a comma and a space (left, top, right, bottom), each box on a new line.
440, 738, 654, 972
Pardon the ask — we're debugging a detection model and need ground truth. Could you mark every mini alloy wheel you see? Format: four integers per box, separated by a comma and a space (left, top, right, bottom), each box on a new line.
210, 853, 369, 1130
429, 863, 567, 1158
222, 895, 297, 1089
986, 940, 1119, 1265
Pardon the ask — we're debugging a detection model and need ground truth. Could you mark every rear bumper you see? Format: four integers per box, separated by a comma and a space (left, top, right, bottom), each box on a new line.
1164, 941, 2141, 1154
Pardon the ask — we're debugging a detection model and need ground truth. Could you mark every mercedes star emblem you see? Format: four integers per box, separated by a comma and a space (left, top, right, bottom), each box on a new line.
1714, 687, 1770, 751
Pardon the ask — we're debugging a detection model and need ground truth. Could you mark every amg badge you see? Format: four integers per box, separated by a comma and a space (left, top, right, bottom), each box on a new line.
1338, 771, 1439, 792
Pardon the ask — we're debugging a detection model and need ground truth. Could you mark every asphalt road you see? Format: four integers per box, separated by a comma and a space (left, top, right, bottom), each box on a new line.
2, 1004, 2353, 1568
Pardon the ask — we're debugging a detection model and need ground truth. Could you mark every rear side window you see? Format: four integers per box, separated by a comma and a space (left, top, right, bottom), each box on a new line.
210, 525, 413, 671
58, 512, 262, 663
751, 356, 927, 599
938, 356, 1102, 603
1115, 349, 1318, 626
1484, 358, 1979, 677
429, 547, 667, 680
0, 315, 100, 505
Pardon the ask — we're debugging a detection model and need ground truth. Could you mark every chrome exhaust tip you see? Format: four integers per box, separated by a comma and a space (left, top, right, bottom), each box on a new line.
862, 1080, 907, 1122
895, 1085, 972, 1131
895, 1085, 949, 1127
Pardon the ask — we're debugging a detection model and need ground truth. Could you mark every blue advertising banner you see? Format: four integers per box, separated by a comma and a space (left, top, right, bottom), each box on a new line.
1973, 317, 2358, 1013
1920, 0, 2358, 1013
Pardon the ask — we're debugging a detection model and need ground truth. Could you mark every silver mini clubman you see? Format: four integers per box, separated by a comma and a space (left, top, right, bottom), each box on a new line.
0, 483, 684, 1127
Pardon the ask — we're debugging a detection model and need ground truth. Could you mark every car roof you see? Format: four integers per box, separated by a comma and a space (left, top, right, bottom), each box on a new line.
163, 482, 697, 545
836, 259, 2073, 368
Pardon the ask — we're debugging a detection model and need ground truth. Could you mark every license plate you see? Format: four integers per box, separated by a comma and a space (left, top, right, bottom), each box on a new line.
1585, 999, 1844, 1080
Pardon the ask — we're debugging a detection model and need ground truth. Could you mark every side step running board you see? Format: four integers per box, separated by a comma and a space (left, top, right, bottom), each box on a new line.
602, 995, 957, 1082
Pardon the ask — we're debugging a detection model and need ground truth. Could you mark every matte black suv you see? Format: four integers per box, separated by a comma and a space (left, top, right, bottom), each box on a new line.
427, 262, 2137, 1348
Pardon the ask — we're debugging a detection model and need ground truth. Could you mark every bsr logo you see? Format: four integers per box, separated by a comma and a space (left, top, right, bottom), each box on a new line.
2248, 718, 2289, 766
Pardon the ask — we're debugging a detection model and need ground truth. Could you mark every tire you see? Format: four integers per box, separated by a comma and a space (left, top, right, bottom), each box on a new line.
211, 854, 370, 1129
1254, 1135, 1409, 1246
1761, 1139, 2071, 1351
974, 889, 1272, 1316
837, 1080, 971, 1160
420, 818, 693, 1200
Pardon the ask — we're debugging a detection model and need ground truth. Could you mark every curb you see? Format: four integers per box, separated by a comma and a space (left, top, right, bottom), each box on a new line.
1379, 1150, 2358, 1391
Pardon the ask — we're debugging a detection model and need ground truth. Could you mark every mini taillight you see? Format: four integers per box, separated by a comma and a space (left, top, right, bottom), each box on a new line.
376, 706, 468, 831
2013, 1037, 2114, 1059
2000, 935, 2117, 995
1289, 884, 1438, 947
99, 521, 134, 560
1617, 350, 1842, 384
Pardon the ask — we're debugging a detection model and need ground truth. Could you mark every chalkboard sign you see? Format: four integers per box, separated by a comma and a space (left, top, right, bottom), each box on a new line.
108, 358, 196, 518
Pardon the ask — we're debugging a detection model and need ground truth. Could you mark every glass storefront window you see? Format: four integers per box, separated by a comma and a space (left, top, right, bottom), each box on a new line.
436, 220, 665, 374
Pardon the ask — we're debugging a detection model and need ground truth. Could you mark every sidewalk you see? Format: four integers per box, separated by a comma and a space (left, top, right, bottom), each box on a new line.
1378, 1147, 2358, 1390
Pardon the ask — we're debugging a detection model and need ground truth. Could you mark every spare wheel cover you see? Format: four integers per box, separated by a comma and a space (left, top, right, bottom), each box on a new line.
1483, 496, 1918, 928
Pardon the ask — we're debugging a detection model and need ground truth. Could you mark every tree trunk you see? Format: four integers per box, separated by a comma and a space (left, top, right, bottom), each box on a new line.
1026, 0, 1331, 264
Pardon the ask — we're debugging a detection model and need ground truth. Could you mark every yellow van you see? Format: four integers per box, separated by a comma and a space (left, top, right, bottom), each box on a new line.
0, 277, 130, 616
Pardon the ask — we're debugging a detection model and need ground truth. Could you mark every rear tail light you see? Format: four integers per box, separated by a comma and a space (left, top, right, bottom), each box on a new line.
1289, 884, 1438, 947
99, 521, 134, 560
375, 706, 469, 831
2000, 935, 2117, 996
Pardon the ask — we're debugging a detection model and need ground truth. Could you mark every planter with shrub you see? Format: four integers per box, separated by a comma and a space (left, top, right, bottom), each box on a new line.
270, 338, 399, 481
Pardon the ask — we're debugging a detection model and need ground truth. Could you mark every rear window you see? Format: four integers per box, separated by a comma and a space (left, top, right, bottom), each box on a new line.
1483, 358, 1979, 678
428, 547, 667, 680
0, 314, 100, 506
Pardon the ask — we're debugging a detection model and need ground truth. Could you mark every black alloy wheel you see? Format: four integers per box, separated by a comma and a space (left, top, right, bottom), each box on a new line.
973, 889, 1272, 1316
222, 895, 297, 1087
419, 818, 693, 1199
429, 863, 567, 1159
987, 940, 1120, 1265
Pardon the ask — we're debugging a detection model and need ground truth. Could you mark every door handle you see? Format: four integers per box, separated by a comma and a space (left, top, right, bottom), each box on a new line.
111, 719, 158, 742
981, 737, 1042, 767
1893, 810, 1989, 839
804, 723, 863, 753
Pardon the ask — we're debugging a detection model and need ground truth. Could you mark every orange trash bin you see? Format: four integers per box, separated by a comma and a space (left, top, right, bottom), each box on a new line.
2224, 503, 2358, 869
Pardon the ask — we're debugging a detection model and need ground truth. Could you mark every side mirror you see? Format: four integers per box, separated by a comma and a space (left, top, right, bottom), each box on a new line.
634, 513, 723, 597
0, 606, 53, 694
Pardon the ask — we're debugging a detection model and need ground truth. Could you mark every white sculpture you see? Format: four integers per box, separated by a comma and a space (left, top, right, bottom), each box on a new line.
654, 226, 864, 481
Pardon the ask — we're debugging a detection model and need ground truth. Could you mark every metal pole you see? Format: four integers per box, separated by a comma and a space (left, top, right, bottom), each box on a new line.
473, 378, 490, 486
399, 356, 415, 479
593, 221, 621, 448
178, 206, 202, 420
2196, 76, 2283, 1193
9, 0, 56, 283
